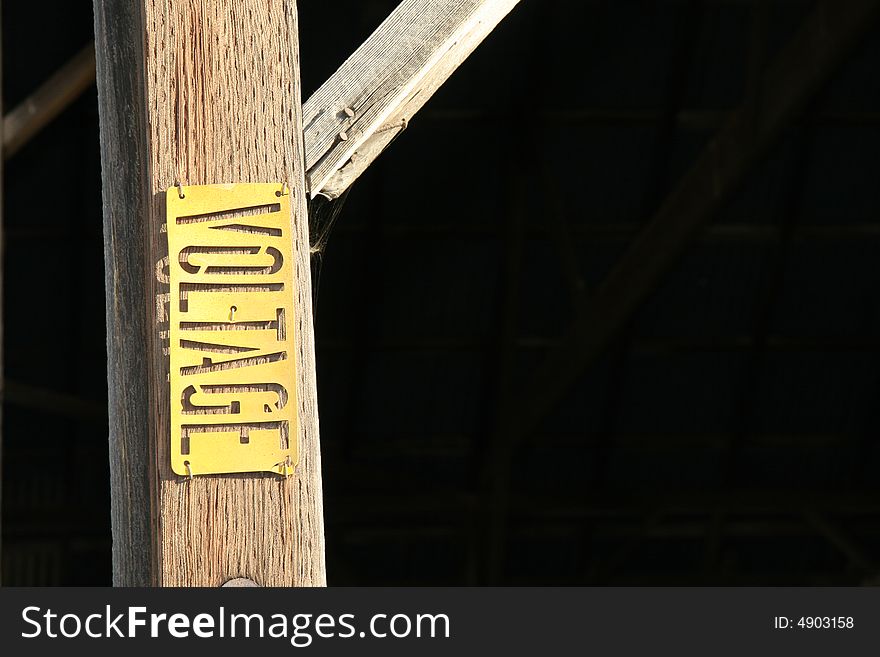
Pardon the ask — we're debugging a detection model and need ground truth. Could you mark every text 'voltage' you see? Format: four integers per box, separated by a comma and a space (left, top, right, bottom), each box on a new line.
166, 183, 298, 476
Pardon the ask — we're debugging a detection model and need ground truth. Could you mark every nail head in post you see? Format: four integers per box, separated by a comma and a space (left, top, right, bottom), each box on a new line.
222, 577, 260, 587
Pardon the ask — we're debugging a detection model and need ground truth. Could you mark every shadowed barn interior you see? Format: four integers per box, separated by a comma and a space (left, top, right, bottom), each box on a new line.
2, 0, 880, 585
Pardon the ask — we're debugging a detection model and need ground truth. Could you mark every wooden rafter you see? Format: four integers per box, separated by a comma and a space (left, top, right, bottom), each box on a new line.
502, 0, 880, 451
474, 0, 880, 583
25, 2, 880, 193
303, 0, 521, 198
11, 1, 521, 189
3, 43, 95, 158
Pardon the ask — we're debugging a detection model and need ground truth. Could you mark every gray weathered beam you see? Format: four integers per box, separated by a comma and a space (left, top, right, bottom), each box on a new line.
5, 2, 521, 187
302, 0, 521, 198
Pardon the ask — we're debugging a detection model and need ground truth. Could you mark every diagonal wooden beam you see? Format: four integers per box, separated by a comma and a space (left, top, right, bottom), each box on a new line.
302, 0, 521, 198
503, 0, 880, 446
3, 43, 96, 158
5, 1, 521, 185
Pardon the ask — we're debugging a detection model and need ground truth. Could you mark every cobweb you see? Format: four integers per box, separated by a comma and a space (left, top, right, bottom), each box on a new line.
307, 187, 352, 308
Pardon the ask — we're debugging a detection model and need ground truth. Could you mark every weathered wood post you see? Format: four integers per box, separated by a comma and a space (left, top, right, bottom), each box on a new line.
93, 0, 324, 586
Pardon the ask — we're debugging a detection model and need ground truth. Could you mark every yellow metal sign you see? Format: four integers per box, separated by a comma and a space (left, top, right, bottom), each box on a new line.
167, 183, 297, 477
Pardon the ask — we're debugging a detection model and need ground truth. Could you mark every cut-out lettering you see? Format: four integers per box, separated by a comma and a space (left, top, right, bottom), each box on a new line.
167, 183, 298, 476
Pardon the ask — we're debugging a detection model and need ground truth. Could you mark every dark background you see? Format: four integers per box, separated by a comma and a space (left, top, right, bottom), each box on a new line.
3, 0, 880, 585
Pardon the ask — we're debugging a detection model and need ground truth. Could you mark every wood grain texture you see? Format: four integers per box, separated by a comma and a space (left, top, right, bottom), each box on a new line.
303, 0, 520, 198
94, 0, 154, 586
95, 0, 324, 586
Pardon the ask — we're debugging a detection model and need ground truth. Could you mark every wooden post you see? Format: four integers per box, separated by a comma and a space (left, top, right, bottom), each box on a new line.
93, 0, 324, 586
